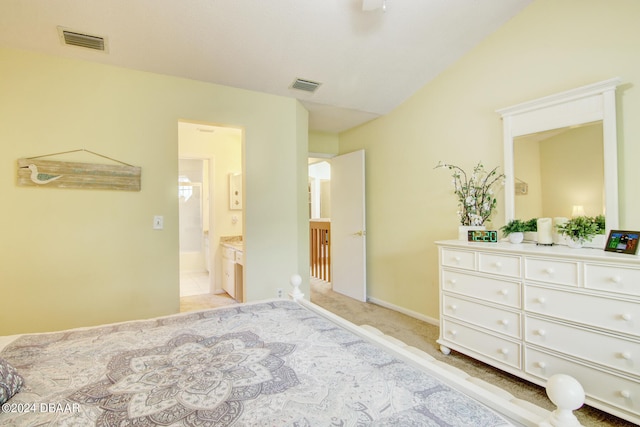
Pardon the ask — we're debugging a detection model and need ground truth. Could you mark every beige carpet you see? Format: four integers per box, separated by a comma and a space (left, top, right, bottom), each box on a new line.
180, 281, 635, 426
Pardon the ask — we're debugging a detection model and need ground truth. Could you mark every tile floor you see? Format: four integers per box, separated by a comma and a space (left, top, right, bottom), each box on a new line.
179, 270, 211, 297
179, 270, 237, 312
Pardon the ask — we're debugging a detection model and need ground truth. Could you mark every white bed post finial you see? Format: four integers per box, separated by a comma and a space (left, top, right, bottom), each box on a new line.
289, 274, 304, 301
539, 374, 585, 427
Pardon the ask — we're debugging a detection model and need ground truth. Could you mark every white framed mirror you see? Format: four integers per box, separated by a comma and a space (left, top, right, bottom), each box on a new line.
497, 78, 621, 235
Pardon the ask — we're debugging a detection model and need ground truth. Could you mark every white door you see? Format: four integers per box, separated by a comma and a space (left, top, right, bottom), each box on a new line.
330, 149, 366, 301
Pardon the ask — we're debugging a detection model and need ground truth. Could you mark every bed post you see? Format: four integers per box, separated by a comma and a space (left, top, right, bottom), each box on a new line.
289, 274, 304, 301
539, 374, 585, 427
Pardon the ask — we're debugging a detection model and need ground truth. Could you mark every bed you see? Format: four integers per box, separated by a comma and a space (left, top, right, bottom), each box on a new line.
0, 296, 584, 426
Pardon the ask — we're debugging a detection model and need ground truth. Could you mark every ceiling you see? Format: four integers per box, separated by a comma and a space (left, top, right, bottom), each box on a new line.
0, 0, 532, 133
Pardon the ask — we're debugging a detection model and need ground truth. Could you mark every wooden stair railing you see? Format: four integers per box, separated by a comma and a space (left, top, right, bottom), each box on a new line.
310, 220, 331, 281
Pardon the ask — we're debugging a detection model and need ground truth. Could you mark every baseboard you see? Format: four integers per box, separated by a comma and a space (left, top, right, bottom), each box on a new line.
366, 297, 440, 327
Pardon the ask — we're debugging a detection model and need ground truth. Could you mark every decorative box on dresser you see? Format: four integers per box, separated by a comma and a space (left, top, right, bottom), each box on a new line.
436, 240, 640, 425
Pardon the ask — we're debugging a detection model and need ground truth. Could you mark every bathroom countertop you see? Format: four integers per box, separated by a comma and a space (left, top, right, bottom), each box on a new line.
220, 236, 243, 251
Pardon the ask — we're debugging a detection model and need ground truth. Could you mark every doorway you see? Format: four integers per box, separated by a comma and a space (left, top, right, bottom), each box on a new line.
178, 121, 243, 300
309, 150, 367, 302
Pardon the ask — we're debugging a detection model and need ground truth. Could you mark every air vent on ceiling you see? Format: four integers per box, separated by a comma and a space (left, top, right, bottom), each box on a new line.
57, 26, 107, 51
290, 78, 322, 93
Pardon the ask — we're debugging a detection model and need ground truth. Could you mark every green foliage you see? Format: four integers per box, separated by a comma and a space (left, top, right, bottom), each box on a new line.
594, 214, 606, 234
524, 218, 538, 232
556, 216, 600, 242
435, 161, 504, 226
500, 219, 528, 236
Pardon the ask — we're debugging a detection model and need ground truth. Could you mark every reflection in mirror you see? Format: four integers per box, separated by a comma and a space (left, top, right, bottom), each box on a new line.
513, 122, 603, 220
498, 78, 621, 235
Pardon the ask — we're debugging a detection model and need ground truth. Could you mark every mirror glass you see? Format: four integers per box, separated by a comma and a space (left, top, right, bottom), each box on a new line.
498, 78, 620, 234
513, 121, 604, 220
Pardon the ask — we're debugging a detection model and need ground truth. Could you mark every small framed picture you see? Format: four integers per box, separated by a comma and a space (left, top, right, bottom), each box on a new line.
604, 230, 640, 255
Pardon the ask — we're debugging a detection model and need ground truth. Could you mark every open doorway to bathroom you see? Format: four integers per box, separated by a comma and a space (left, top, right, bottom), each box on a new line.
178, 121, 243, 305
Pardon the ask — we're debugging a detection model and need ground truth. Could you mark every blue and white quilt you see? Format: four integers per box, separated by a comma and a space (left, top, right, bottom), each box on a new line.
0, 301, 510, 426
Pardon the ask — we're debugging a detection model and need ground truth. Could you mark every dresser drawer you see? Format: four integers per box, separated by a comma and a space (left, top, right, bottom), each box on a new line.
443, 295, 521, 338
525, 316, 640, 376
442, 270, 521, 308
525, 257, 579, 287
525, 285, 639, 337
440, 248, 475, 271
479, 252, 521, 278
526, 347, 640, 418
585, 263, 640, 296
441, 319, 521, 369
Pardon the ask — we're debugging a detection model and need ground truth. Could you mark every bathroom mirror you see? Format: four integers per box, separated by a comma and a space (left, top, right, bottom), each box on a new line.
497, 78, 621, 233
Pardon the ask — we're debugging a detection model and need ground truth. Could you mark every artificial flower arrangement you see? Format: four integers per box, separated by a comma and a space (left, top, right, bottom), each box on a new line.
435, 161, 505, 226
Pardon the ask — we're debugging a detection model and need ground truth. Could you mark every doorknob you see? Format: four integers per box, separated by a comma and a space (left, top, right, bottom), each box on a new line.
352, 230, 366, 236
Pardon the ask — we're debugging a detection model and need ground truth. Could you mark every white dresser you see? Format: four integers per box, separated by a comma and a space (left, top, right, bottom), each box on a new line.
436, 240, 640, 424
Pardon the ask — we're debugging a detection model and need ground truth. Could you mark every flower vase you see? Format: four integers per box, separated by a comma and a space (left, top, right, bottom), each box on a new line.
458, 225, 486, 241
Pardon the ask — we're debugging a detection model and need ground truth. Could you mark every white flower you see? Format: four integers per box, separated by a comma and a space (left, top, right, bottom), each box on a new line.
436, 161, 504, 226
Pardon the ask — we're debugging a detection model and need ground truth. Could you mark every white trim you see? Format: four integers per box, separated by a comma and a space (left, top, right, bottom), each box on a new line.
308, 152, 335, 159
367, 296, 440, 327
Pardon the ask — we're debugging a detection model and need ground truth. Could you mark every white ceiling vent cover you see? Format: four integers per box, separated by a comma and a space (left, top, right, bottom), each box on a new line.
290, 78, 321, 93
57, 27, 107, 52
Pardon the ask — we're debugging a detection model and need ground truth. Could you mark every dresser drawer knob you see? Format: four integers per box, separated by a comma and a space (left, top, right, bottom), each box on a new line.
611, 275, 622, 283
494, 261, 502, 269
499, 348, 509, 355
499, 289, 509, 296
448, 330, 458, 337
620, 390, 631, 399
535, 361, 547, 369
448, 304, 458, 311
620, 351, 632, 360
535, 297, 546, 304
544, 267, 555, 275
448, 279, 457, 285
536, 329, 547, 336
453, 256, 461, 263
499, 319, 510, 326
621, 313, 632, 321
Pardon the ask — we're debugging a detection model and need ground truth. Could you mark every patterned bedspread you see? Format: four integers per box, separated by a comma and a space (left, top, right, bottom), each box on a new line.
0, 301, 511, 426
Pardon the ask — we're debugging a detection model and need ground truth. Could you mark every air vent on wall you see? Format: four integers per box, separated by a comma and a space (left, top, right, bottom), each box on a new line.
57, 26, 107, 52
290, 78, 322, 93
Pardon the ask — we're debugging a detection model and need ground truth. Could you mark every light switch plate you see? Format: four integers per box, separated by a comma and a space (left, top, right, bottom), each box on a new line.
153, 215, 164, 230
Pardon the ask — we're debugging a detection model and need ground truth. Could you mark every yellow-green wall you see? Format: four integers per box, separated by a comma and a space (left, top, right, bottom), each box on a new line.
539, 124, 603, 218
515, 123, 603, 220
0, 47, 309, 335
339, 0, 640, 321
309, 131, 339, 155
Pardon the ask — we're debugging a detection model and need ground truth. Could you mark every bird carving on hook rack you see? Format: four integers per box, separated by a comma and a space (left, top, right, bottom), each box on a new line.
21, 164, 63, 184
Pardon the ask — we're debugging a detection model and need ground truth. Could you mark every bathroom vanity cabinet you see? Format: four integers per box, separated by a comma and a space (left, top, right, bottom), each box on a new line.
436, 240, 640, 424
221, 242, 243, 301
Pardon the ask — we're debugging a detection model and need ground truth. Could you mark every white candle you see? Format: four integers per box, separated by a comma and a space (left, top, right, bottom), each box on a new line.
537, 218, 553, 245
